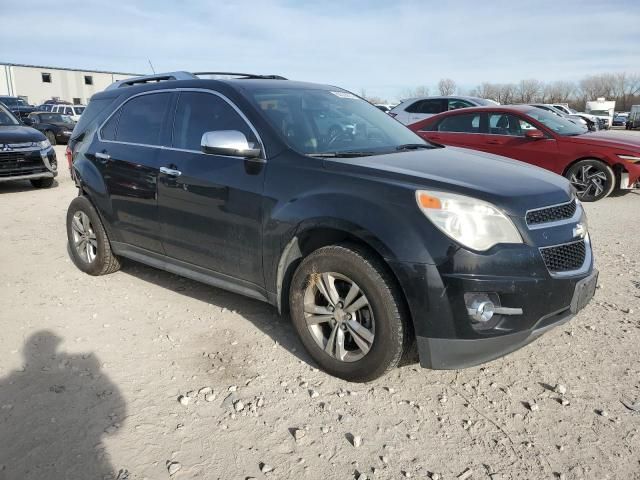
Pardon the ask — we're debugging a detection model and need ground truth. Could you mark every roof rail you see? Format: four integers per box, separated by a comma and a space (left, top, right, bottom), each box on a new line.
193, 72, 287, 80
105, 71, 197, 90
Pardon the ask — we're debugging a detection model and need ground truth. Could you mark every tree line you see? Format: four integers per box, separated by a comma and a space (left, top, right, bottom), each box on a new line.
368, 73, 640, 111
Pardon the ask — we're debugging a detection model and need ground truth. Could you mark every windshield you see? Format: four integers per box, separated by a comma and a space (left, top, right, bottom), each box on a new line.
0, 97, 29, 107
248, 87, 425, 155
0, 105, 19, 125
526, 108, 588, 136
39, 113, 72, 123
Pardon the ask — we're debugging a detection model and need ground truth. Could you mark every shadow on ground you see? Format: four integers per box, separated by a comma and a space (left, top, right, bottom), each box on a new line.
0, 179, 59, 194
0, 331, 126, 480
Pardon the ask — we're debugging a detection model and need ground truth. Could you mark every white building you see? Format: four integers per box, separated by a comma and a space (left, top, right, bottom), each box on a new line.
1, 62, 141, 106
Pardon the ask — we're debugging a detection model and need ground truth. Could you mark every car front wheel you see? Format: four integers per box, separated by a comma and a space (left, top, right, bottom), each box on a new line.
565, 159, 615, 202
289, 244, 409, 382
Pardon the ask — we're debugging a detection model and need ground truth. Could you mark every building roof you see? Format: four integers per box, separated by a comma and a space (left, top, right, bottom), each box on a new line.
0, 62, 142, 76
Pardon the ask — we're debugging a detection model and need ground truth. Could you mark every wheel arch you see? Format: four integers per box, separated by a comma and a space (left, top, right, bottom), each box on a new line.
562, 156, 624, 190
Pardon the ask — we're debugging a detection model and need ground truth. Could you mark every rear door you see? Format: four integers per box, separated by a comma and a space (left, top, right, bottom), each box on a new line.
416, 111, 486, 149
479, 113, 559, 171
157, 90, 266, 286
93, 91, 173, 252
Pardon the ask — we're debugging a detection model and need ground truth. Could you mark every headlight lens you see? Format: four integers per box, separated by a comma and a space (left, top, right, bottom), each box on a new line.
415, 190, 522, 251
617, 154, 640, 163
34, 139, 51, 150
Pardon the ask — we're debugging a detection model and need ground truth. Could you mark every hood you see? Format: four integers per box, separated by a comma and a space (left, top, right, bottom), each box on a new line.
49, 121, 76, 130
329, 146, 573, 216
0, 125, 46, 144
562, 131, 640, 152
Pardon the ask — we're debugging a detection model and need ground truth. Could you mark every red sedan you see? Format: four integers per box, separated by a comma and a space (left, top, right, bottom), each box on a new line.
409, 105, 640, 201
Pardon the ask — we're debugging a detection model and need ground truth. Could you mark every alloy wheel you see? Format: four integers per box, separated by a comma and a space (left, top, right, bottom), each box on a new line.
569, 165, 607, 199
303, 272, 375, 362
71, 211, 98, 263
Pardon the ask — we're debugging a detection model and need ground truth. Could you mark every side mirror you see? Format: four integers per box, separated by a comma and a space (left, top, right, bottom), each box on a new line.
525, 129, 545, 139
201, 130, 261, 159
22, 117, 33, 126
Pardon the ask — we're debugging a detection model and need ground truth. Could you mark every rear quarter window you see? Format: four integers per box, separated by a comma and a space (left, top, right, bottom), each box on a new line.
73, 98, 116, 136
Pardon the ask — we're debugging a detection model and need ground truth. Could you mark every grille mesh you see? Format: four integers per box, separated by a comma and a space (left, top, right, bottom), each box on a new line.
0, 152, 46, 177
540, 240, 586, 273
526, 200, 577, 226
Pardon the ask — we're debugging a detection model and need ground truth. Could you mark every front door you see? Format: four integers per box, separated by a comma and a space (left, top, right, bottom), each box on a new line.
157, 90, 266, 286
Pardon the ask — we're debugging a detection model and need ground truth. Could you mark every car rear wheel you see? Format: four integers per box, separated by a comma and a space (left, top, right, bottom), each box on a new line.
289, 243, 409, 382
565, 159, 615, 202
66, 196, 121, 275
45, 130, 57, 146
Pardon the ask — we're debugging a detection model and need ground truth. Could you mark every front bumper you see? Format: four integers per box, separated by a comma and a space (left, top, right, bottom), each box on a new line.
389, 240, 596, 370
0, 147, 57, 182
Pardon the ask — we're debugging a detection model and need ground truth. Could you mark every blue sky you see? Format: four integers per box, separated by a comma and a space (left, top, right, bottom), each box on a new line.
2, 0, 638, 101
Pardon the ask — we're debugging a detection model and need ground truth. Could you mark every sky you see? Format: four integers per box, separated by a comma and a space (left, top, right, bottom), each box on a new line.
1, 0, 639, 101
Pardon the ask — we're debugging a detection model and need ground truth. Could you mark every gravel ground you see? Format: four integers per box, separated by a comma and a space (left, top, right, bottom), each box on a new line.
0, 137, 639, 480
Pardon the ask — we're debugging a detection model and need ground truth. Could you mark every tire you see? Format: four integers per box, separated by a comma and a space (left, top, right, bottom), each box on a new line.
30, 177, 54, 188
66, 196, 121, 276
289, 243, 409, 382
565, 159, 615, 202
45, 130, 57, 146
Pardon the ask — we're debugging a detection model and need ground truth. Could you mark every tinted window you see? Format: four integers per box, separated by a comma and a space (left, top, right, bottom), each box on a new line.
437, 113, 481, 133
407, 99, 445, 114
101, 109, 121, 141
77, 98, 116, 136
448, 99, 473, 110
172, 92, 256, 151
488, 113, 531, 136
116, 93, 171, 145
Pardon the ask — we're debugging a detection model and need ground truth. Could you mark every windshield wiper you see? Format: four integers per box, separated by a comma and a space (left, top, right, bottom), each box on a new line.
308, 151, 378, 158
395, 143, 433, 151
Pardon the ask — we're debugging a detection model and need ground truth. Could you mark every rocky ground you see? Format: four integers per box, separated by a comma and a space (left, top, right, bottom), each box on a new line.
0, 139, 639, 480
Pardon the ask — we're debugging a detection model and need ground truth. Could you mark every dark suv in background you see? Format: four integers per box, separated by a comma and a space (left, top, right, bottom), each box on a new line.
66, 71, 597, 381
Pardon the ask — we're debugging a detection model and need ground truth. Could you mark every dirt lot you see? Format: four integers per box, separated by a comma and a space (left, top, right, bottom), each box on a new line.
1, 138, 639, 480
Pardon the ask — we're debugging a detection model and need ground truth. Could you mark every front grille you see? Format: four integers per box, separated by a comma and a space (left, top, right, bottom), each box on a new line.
0, 151, 47, 177
526, 199, 577, 226
540, 240, 586, 273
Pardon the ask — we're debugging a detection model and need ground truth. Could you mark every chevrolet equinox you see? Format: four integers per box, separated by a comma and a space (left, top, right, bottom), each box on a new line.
66, 71, 597, 382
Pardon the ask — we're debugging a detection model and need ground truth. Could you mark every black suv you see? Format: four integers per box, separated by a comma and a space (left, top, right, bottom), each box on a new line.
66, 72, 597, 382
0, 96, 36, 120
0, 103, 57, 188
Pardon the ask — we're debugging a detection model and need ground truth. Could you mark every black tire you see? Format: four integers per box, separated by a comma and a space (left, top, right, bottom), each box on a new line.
66, 196, 121, 276
45, 130, 57, 146
289, 243, 409, 382
30, 177, 54, 188
565, 159, 615, 202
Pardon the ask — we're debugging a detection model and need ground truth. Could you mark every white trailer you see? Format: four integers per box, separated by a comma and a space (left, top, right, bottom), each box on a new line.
585, 97, 616, 129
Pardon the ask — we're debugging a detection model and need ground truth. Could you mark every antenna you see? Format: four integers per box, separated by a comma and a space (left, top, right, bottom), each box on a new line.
148, 59, 156, 74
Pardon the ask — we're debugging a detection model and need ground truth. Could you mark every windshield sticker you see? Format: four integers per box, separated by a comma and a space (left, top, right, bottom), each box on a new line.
330, 91, 358, 100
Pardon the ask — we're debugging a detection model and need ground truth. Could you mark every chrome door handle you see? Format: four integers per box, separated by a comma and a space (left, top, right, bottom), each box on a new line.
160, 167, 182, 176
95, 152, 111, 160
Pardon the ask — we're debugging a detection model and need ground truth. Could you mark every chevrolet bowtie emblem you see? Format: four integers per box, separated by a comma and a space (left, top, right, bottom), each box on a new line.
573, 223, 586, 239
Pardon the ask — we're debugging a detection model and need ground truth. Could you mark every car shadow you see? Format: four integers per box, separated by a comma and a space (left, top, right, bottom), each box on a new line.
0, 179, 59, 194
0, 330, 126, 480
119, 262, 315, 366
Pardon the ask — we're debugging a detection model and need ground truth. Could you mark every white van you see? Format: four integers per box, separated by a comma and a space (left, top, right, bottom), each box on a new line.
585, 98, 615, 130
50, 104, 86, 122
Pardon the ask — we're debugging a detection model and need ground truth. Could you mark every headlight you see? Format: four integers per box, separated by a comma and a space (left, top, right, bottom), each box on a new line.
617, 154, 640, 164
34, 139, 51, 150
415, 190, 522, 251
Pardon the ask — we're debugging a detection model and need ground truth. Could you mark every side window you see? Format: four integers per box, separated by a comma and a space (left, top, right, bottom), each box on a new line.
172, 92, 256, 151
101, 109, 121, 141
115, 93, 171, 145
64, 107, 73, 115
448, 99, 473, 110
417, 99, 446, 114
405, 100, 423, 113
489, 113, 526, 136
437, 113, 481, 133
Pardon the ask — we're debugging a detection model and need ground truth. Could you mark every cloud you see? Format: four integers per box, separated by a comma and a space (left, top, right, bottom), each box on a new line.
1, 0, 638, 101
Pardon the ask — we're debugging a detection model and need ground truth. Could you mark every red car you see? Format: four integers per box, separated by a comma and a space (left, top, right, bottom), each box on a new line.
409, 105, 640, 201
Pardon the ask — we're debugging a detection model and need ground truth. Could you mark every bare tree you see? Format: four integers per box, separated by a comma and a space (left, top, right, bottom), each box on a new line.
400, 86, 429, 99
517, 79, 542, 103
496, 83, 517, 104
542, 81, 575, 104
438, 78, 457, 96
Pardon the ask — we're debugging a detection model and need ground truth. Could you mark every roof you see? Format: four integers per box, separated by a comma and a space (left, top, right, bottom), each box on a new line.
0, 61, 142, 76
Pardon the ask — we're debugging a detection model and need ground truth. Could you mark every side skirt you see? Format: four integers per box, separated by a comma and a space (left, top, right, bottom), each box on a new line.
111, 242, 272, 304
